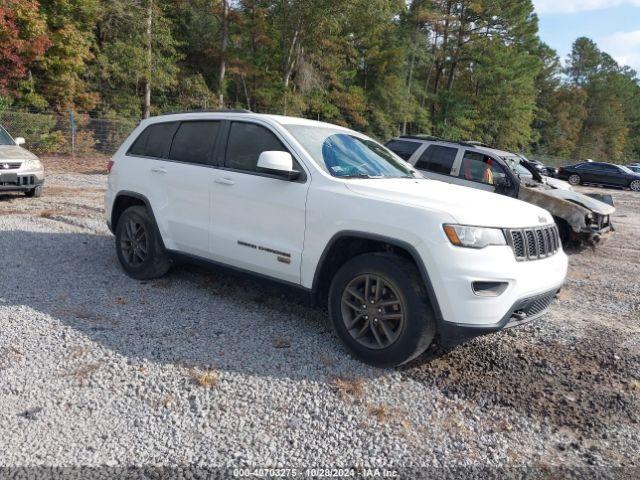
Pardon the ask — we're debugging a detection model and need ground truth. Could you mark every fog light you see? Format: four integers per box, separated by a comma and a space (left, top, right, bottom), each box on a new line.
472, 281, 508, 297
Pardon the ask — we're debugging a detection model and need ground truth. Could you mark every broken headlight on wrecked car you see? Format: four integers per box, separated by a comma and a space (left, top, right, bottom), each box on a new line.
443, 224, 507, 249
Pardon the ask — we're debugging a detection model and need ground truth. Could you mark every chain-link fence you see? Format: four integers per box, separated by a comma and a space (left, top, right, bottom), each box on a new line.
0, 110, 140, 158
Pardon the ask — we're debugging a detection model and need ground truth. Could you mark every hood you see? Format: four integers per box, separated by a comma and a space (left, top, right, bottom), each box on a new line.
344, 178, 553, 228
0, 145, 38, 161
542, 188, 615, 215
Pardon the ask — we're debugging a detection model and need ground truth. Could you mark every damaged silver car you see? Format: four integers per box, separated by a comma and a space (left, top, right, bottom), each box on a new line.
385, 136, 615, 246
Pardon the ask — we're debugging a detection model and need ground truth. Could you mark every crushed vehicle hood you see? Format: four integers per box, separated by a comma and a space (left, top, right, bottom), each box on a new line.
0, 145, 37, 161
539, 188, 615, 215
345, 178, 553, 228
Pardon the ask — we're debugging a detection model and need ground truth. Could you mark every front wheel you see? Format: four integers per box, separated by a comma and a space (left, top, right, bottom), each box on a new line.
115, 206, 171, 280
630, 179, 640, 192
568, 174, 581, 186
328, 253, 435, 367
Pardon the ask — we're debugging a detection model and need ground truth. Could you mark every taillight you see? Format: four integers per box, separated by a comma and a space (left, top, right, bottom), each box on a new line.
107, 160, 114, 173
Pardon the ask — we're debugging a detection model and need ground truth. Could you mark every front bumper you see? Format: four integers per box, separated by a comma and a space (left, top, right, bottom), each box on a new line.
438, 287, 561, 347
0, 167, 44, 192
417, 237, 568, 345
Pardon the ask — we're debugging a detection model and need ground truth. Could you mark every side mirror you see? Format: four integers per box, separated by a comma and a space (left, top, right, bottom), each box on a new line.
14, 137, 25, 146
494, 175, 512, 192
256, 151, 300, 180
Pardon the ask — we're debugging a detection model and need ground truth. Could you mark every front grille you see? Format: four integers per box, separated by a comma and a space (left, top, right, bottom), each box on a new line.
0, 162, 22, 170
506, 224, 560, 261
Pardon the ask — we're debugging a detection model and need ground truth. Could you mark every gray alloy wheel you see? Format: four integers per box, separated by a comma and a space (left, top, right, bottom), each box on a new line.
340, 273, 406, 350
568, 174, 581, 186
630, 179, 640, 192
120, 217, 149, 267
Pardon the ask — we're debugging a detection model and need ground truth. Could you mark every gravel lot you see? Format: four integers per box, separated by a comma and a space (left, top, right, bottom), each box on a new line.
0, 165, 638, 474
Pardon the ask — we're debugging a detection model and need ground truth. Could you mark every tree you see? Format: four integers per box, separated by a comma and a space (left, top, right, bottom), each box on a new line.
92, 0, 181, 117
0, 0, 49, 97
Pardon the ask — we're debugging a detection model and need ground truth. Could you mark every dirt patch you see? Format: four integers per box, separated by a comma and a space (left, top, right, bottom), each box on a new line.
41, 155, 108, 174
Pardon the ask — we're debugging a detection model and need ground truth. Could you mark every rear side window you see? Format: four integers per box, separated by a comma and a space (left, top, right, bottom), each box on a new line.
415, 145, 457, 174
127, 122, 178, 158
385, 139, 421, 161
225, 122, 286, 172
169, 121, 220, 165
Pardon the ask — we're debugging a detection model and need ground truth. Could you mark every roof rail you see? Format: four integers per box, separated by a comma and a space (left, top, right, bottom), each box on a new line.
159, 108, 252, 116
399, 135, 443, 141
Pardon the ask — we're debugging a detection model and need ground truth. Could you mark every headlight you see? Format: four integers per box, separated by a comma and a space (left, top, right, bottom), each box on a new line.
23, 158, 42, 169
443, 224, 507, 249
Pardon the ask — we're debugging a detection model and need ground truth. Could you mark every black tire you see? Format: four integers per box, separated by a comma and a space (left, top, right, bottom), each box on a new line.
115, 205, 171, 280
328, 252, 435, 367
554, 216, 573, 248
25, 185, 43, 198
567, 174, 581, 186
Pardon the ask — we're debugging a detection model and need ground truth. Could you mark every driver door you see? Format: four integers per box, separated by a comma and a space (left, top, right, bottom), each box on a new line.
449, 150, 510, 194
208, 121, 310, 284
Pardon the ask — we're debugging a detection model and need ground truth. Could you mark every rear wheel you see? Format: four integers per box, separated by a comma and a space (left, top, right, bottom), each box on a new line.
328, 253, 435, 367
630, 180, 640, 192
115, 206, 170, 280
25, 185, 43, 198
568, 174, 581, 186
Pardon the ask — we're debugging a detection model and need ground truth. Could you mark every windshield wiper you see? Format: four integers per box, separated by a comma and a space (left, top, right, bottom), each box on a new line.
340, 173, 375, 179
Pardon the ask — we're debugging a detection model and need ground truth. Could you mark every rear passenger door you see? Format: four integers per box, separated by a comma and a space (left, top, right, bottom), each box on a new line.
161, 120, 221, 257
209, 121, 310, 284
412, 144, 459, 184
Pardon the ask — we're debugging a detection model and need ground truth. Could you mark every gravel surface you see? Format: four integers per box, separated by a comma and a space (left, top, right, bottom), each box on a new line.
0, 172, 638, 474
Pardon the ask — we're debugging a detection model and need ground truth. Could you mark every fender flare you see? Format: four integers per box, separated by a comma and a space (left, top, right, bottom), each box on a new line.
311, 230, 444, 323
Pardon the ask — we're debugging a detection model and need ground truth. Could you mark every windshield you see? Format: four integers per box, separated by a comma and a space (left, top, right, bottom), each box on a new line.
0, 126, 14, 146
285, 125, 416, 179
502, 156, 533, 178
619, 165, 634, 174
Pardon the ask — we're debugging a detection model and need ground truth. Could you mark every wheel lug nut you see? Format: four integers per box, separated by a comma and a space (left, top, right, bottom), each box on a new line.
362, 305, 366, 310
378, 308, 382, 313
370, 300, 374, 304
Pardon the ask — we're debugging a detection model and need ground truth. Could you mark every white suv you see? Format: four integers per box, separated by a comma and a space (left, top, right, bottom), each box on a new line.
105, 111, 567, 367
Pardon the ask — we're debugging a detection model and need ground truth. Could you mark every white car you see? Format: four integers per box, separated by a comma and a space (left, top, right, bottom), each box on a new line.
0, 125, 45, 197
105, 111, 567, 366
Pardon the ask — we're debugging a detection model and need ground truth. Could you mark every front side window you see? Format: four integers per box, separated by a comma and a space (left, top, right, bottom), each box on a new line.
169, 121, 220, 165
0, 126, 14, 145
415, 145, 457, 175
128, 122, 178, 158
225, 122, 286, 172
458, 151, 506, 185
385, 139, 421, 161
285, 125, 415, 179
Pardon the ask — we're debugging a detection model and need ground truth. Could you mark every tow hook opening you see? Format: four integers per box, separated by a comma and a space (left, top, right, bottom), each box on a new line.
512, 310, 527, 321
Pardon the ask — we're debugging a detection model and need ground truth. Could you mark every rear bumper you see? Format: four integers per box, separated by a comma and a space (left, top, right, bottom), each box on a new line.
438, 286, 561, 347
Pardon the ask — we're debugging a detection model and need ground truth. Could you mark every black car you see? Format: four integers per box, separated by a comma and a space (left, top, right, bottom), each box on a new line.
558, 162, 640, 191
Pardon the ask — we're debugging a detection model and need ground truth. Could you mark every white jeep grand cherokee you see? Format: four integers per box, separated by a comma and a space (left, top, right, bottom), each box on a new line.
105, 111, 567, 367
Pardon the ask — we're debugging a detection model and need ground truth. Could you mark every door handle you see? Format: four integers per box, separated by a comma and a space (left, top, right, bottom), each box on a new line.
215, 177, 235, 185
151, 167, 167, 174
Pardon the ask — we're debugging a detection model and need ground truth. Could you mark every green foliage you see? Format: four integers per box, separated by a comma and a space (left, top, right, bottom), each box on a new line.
0, 0, 638, 162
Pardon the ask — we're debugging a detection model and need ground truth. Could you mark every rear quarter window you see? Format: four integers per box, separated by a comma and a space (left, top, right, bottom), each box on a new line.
385, 139, 421, 161
127, 122, 178, 158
